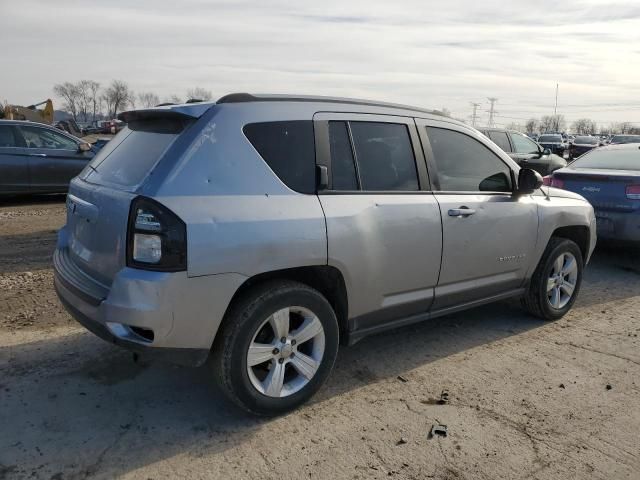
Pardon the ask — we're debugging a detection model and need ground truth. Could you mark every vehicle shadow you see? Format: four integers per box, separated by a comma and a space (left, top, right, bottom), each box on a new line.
1, 244, 638, 478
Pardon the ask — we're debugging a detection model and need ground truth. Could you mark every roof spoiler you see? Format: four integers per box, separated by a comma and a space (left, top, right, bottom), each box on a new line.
118, 103, 214, 123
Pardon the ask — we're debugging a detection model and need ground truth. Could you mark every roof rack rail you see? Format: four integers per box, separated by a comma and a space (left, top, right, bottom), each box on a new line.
216, 92, 438, 116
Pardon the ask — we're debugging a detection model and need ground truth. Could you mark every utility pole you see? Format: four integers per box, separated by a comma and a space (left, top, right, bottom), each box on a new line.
470, 102, 480, 127
487, 97, 498, 127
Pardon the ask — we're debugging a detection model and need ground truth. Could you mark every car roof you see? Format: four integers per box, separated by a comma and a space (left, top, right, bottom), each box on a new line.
120, 92, 465, 127
594, 143, 640, 151
0, 119, 57, 127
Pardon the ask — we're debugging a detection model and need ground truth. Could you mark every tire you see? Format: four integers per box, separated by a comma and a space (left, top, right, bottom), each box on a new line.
211, 280, 339, 416
521, 237, 583, 321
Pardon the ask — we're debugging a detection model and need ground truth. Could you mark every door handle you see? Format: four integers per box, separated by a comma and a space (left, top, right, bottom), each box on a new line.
448, 207, 476, 217
28, 153, 47, 157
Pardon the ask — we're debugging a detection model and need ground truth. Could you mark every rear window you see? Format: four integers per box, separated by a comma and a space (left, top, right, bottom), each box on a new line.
243, 121, 315, 194
571, 148, 640, 171
539, 135, 562, 142
611, 135, 640, 144
87, 119, 184, 187
574, 136, 598, 144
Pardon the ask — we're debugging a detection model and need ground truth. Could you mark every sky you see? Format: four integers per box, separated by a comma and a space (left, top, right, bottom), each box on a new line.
2, 0, 640, 128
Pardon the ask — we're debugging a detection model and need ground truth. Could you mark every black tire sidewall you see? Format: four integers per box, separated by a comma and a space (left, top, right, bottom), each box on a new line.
535, 240, 583, 319
226, 285, 339, 415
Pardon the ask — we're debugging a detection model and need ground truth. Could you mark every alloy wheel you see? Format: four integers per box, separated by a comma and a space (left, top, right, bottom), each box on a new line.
547, 252, 578, 309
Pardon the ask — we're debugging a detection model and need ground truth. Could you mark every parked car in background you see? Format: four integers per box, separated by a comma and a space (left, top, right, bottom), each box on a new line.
609, 135, 640, 145
479, 128, 566, 176
0, 120, 95, 195
545, 143, 640, 243
537, 134, 568, 156
54, 94, 596, 415
568, 136, 601, 159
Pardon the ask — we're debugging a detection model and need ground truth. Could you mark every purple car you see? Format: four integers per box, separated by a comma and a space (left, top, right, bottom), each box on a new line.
548, 143, 640, 243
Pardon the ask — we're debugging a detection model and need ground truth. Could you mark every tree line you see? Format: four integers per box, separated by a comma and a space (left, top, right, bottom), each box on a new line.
505, 114, 640, 136
53, 80, 213, 122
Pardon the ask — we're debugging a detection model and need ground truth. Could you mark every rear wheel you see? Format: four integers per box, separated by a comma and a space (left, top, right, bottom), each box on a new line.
212, 281, 339, 415
522, 237, 583, 320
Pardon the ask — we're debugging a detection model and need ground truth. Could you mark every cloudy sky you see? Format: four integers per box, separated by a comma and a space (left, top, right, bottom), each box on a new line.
3, 0, 640, 127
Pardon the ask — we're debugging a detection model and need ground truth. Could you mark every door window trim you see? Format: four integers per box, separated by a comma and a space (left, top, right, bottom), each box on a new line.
313, 112, 430, 194
415, 119, 517, 196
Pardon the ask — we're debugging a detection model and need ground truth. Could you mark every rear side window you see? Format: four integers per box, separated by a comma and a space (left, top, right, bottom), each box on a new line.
328, 121, 358, 190
487, 131, 511, 152
350, 122, 419, 191
426, 127, 512, 192
244, 121, 315, 194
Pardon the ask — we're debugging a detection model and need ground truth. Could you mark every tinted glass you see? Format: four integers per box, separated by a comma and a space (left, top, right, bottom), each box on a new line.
20, 126, 78, 150
574, 136, 598, 145
427, 127, 512, 192
350, 122, 418, 191
570, 149, 639, 171
487, 131, 511, 152
611, 135, 640, 144
538, 135, 562, 142
0, 126, 17, 147
244, 121, 315, 194
88, 127, 178, 187
511, 133, 539, 154
328, 121, 357, 190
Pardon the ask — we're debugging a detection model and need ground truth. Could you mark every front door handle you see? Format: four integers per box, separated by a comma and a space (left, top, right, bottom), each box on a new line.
448, 207, 476, 217
28, 153, 47, 157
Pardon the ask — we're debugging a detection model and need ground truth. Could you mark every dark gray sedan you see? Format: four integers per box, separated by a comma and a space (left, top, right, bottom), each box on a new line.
0, 120, 95, 195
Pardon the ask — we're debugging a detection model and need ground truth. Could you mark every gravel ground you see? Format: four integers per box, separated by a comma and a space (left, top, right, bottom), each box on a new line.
0, 196, 639, 480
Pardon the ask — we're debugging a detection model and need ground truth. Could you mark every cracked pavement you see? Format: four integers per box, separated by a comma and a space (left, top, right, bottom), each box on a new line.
1, 196, 639, 479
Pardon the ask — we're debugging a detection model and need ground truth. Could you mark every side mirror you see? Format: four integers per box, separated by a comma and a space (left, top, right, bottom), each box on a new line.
78, 142, 92, 152
516, 168, 543, 194
542, 148, 551, 156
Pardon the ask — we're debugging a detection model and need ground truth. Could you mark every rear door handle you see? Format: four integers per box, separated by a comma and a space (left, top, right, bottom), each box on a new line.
28, 153, 47, 157
448, 207, 476, 217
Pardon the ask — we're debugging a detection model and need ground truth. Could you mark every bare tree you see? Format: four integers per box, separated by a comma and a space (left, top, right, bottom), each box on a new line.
186, 87, 213, 101
102, 80, 134, 118
138, 92, 160, 108
540, 114, 566, 133
87, 81, 101, 121
162, 94, 183, 104
525, 118, 539, 135
571, 118, 597, 135
53, 82, 81, 120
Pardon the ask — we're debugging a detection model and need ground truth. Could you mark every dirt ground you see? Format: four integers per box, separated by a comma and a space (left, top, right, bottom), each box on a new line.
1, 195, 639, 480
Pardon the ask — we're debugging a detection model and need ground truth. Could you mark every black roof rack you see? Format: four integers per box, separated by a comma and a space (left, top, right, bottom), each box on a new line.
216, 92, 440, 116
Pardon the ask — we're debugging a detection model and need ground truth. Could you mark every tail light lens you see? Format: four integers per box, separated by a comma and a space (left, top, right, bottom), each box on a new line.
626, 185, 640, 200
542, 175, 552, 186
127, 197, 187, 271
551, 177, 565, 189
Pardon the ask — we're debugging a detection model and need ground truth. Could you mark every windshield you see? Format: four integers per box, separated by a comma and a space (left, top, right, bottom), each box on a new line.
570, 148, 640, 171
574, 136, 598, 145
539, 135, 562, 142
611, 135, 640, 144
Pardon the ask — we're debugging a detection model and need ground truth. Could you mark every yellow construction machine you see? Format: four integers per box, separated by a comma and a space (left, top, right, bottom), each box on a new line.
2, 99, 55, 124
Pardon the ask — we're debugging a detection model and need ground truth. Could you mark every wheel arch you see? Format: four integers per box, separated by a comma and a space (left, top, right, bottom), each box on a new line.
551, 225, 591, 263
217, 265, 350, 345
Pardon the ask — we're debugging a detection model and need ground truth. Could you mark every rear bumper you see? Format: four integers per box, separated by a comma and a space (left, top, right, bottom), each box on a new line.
594, 209, 640, 242
53, 246, 247, 366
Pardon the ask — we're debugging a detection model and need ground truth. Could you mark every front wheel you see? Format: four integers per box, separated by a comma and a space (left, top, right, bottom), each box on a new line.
212, 281, 339, 415
521, 237, 583, 321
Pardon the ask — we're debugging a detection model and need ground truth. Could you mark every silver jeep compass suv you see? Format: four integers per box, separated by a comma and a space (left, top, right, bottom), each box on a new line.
54, 93, 596, 415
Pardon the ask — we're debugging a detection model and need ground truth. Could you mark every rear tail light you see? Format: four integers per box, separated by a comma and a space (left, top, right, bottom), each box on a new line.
551, 178, 565, 189
542, 175, 552, 186
127, 196, 187, 271
626, 185, 640, 200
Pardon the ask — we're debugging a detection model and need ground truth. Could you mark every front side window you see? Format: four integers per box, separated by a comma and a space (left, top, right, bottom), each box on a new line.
426, 127, 512, 192
511, 133, 540, 154
244, 121, 315, 194
19, 126, 78, 150
0, 126, 18, 148
349, 122, 419, 191
487, 131, 511, 152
